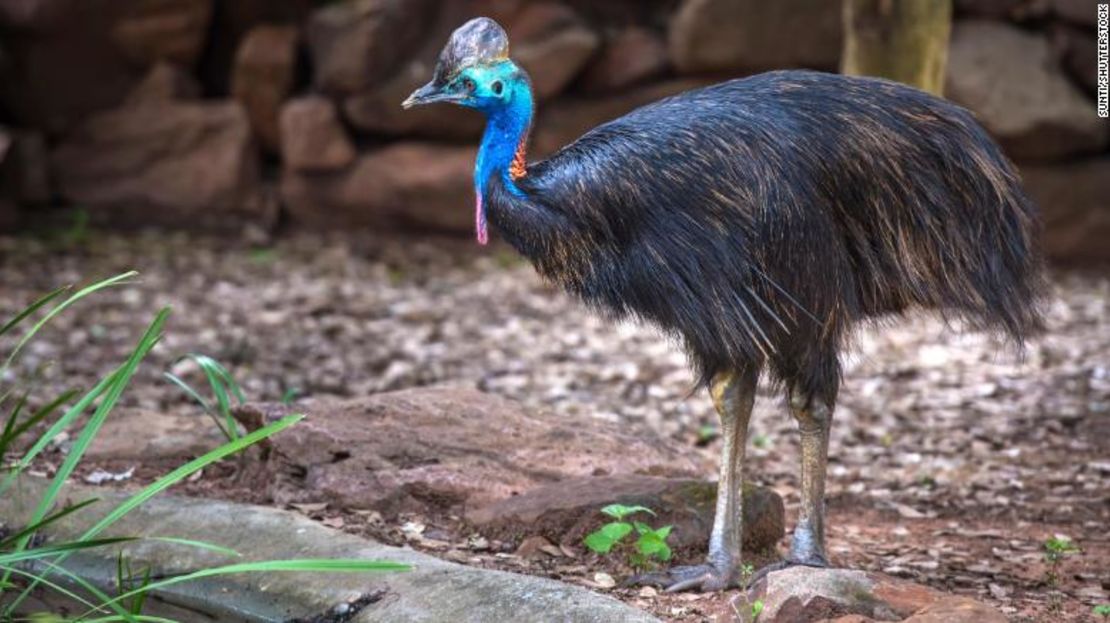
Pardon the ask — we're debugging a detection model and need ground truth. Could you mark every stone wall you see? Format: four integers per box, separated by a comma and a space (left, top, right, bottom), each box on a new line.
0, 0, 1105, 262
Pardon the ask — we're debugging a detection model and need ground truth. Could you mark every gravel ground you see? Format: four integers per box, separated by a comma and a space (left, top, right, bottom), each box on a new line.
0, 230, 1107, 622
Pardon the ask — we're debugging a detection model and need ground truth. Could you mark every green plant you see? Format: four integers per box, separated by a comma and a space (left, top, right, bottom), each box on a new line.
1093, 604, 1110, 618
1043, 535, 1079, 584
0, 273, 408, 620
164, 354, 247, 441
583, 504, 672, 570
751, 598, 764, 620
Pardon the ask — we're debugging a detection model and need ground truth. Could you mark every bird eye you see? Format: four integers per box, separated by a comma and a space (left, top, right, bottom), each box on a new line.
491, 80, 503, 95
461, 77, 476, 93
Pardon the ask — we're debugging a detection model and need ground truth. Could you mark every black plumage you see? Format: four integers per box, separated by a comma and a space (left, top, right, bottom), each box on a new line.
404, 17, 1044, 590
488, 70, 1043, 403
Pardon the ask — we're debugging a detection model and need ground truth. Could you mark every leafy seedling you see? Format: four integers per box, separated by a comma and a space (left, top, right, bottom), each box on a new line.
584, 504, 673, 570
1093, 604, 1110, 618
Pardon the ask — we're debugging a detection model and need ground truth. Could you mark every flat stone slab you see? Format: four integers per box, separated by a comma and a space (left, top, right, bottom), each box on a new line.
1, 477, 658, 622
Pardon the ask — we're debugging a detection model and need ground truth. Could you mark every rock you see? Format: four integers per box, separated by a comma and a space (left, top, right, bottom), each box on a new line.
578, 27, 670, 94
2, 476, 661, 622
1020, 159, 1110, 264
281, 142, 476, 232
1053, 0, 1098, 27
232, 388, 703, 517
0, 3, 141, 133
86, 409, 229, 462
746, 566, 1008, 623
279, 96, 357, 173
231, 25, 299, 151
509, 3, 601, 100
533, 79, 714, 156
124, 60, 202, 104
467, 475, 784, 555
110, 0, 213, 67
196, 0, 311, 94
342, 60, 485, 140
668, 0, 841, 74
0, 198, 17, 231
0, 127, 50, 205
1051, 23, 1098, 94
307, 0, 435, 95
946, 20, 1107, 161
51, 75, 262, 229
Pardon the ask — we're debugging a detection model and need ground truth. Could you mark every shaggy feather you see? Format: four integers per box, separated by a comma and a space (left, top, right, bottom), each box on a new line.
485, 70, 1044, 401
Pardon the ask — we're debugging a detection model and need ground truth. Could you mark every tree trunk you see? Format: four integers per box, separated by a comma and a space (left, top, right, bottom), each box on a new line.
841, 0, 952, 95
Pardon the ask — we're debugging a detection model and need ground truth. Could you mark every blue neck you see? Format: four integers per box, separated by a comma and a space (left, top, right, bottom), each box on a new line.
475, 80, 534, 200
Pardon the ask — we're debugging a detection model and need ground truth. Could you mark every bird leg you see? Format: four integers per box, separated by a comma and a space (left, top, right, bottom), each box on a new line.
629, 368, 756, 592
749, 388, 833, 586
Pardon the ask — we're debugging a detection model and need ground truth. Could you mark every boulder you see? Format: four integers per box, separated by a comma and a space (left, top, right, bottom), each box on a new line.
0, 0, 212, 133
533, 79, 714, 156
279, 96, 357, 173
195, 0, 311, 94
739, 566, 1008, 623
110, 0, 213, 67
466, 475, 784, 556
281, 142, 475, 232
51, 72, 262, 229
668, 0, 842, 74
578, 27, 670, 94
231, 388, 705, 517
946, 20, 1107, 161
509, 3, 601, 100
1020, 159, 1110, 264
124, 61, 202, 104
0, 199, 17, 232
0, 2, 140, 133
306, 0, 436, 95
0, 126, 50, 205
1053, 0, 1098, 27
231, 25, 300, 151
343, 59, 485, 140
86, 409, 229, 462
1051, 23, 1099, 94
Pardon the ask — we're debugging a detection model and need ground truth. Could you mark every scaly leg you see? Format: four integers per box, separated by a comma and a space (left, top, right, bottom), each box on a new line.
749, 387, 833, 585
630, 368, 757, 592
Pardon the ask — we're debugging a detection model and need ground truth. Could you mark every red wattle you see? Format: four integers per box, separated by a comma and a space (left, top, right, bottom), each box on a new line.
476, 196, 488, 245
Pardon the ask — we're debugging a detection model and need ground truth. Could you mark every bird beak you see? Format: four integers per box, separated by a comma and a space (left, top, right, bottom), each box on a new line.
401, 81, 459, 109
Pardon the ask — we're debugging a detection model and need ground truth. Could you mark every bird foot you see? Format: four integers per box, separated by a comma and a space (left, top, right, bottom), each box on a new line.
625, 563, 736, 593
745, 555, 829, 588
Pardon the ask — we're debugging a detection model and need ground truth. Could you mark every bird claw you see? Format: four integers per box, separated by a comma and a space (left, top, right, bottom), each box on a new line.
625, 563, 736, 593
745, 556, 829, 588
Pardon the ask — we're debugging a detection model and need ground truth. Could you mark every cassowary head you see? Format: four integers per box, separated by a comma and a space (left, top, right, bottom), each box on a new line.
402, 17, 529, 114
402, 17, 536, 246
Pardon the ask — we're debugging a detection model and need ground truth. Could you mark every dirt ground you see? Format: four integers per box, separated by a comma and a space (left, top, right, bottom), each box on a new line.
0, 230, 1107, 622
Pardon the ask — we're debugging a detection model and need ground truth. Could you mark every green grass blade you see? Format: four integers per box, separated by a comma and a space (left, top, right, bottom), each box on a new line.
0, 563, 104, 612
0, 389, 78, 457
0, 372, 116, 499
30, 557, 137, 621
3, 414, 303, 616
162, 372, 230, 439
0, 498, 99, 549
3, 272, 138, 373
143, 537, 240, 558
90, 559, 409, 615
0, 285, 70, 338
0, 537, 136, 565
12, 308, 168, 554
80, 414, 303, 542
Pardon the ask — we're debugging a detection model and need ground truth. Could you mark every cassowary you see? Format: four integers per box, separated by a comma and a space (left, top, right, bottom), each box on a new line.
402, 18, 1043, 591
